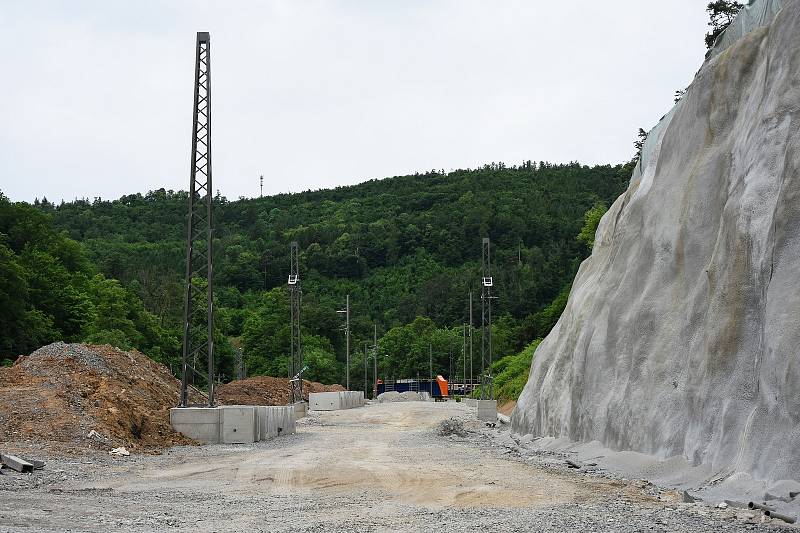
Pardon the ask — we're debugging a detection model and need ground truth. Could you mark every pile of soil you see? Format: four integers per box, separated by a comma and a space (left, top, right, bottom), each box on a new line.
216, 376, 344, 406
0, 342, 199, 456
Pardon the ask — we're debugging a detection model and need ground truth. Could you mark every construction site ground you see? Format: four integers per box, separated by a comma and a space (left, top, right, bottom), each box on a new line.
1, 402, 789, 532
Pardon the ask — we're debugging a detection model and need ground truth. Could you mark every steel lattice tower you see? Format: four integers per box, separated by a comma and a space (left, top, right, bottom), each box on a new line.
288, 241, 303, 404
180, 32, 214, 408
480, 237, 494, 400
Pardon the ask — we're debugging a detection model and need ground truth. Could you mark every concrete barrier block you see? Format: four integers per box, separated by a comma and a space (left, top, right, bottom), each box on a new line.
220, 405, 256, 444
477, 400, 497, 422
170, 407, 221, 444
256, 406, 295, 439
291, 401, 308, 419
309, 391, 365, 411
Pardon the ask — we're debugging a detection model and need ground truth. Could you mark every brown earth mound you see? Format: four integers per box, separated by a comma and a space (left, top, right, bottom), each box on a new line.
216, 376, 344, 406
0, 342, 198, 456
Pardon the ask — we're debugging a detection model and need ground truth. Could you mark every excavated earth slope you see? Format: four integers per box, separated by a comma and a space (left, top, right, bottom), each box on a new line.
0, 343, 197, 455
514, 0, 800, 485
215, 375, 344, 406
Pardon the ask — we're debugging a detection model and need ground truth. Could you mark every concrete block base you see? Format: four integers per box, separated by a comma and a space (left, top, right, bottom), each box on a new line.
171, 405, 296, 444
291, 401, 308, 419
477, 400, 498, 423
256, 406, 296, 439
309, 391, 365, 411
170, 407, 221, 444
464, 398, 477, 407
220, 405, 257, 444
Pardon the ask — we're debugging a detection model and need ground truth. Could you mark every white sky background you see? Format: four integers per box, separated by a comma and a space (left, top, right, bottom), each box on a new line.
0, 1, 709, 203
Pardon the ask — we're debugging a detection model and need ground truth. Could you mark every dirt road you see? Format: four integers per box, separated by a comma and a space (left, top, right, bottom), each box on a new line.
0, 402, 785, 532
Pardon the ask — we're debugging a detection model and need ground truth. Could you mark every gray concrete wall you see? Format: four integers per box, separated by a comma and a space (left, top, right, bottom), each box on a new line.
170, 405, 296, 445
308, 391, 365, 411
477, 400, 497, 422
220, 406, 257, 444
169, 407, 221, 444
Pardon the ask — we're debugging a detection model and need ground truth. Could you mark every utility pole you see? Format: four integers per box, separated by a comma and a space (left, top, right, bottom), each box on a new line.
429, 344, 433, 396
180, 31, 214, 408
363, 342, 369, 399
449, 342, 453, 396
288, 241, 302, 404
337, 294, 351, 390
373, 324, 378, 400
462, 323, 466, 397
481, 237, 495, 400
469, 290, 473, 395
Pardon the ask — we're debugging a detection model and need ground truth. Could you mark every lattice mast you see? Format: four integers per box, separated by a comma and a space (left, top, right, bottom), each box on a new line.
480, 237, 494, 400
180, 32, 214, 407
288, 241, 303, 403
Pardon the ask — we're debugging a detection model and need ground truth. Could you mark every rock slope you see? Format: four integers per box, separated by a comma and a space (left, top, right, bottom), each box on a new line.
513, 0, 800, 485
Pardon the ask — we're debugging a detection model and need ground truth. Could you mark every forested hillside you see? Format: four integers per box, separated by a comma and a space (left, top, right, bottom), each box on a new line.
5, 161, 631, 386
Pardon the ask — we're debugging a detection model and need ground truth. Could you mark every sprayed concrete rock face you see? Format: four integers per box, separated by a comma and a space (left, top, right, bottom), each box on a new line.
513, 1, 800, 485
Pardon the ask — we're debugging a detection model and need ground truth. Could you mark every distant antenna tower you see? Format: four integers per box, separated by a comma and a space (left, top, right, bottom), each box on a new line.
480, 237, 495, 400
288, 241, 303, 404
180, 31, 214, 408
259, 174, 263, 198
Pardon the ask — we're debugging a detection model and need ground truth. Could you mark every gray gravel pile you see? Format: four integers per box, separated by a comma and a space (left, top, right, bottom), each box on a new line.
19, 342, 114, 376
436, 418, 468, 437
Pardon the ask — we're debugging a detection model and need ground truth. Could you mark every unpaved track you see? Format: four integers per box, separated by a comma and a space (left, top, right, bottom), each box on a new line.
0, 402, 785, 532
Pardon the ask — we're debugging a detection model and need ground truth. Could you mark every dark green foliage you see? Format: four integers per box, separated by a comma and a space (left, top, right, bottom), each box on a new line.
0, 192, 176, 364
576, 201, 608, 251
705, 1, 744, 49
490, 339, 541, 402
14, 161, 630, 384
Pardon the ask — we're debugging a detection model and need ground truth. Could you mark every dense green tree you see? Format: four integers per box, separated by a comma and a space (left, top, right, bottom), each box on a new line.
13, 160, 633, 384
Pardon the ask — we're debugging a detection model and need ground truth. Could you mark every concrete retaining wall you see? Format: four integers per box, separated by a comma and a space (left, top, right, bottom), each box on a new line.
463, 398, 477, 407
170, 404, 296, 444
220, 406, 257, 444
291, 401, 308, 419
309, 391, 365, 411
170, 407, 221, 444
256, 406, 296, 439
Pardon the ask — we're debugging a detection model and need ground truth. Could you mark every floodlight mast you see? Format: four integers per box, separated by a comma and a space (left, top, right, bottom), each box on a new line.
288, 241, 302, 404
480, 237, 495, 401
180, 31, 214, 408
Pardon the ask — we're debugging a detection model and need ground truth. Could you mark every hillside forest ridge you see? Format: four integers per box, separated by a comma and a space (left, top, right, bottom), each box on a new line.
0, 160, 631, 397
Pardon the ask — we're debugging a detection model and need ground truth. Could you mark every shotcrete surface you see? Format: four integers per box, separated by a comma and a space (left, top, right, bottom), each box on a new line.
514, 0, 800, 491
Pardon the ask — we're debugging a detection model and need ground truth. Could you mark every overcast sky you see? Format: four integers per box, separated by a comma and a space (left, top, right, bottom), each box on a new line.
0, 1, 709, 203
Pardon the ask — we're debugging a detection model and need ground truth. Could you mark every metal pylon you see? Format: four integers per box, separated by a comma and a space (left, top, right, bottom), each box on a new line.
180, 31, 214, 408
480, 237, 494, 400
288, 241, 303, 404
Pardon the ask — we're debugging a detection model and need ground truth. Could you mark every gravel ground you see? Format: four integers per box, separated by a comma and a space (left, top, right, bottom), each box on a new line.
1, 402, 794, 532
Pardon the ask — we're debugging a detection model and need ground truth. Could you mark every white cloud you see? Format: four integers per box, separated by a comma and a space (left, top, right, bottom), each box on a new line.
0, 0, 709, 202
